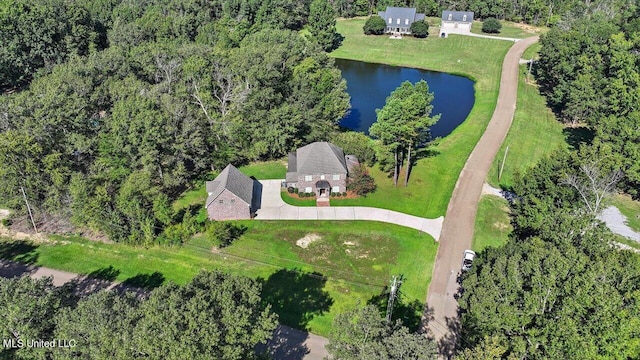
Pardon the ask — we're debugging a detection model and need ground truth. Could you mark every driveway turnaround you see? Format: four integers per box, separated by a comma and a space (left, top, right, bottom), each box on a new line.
423, 36, 540, 356
255, 180, 444, 241
0, 259, 329, 360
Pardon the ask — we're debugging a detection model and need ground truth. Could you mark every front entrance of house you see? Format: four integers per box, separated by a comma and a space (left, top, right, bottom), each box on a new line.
315, 180, 330, 198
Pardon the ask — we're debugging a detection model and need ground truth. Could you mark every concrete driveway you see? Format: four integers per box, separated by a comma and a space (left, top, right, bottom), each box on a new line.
255, 180, 444, 241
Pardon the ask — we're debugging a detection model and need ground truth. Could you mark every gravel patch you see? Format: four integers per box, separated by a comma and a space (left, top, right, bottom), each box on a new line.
296, 234, 321, 249
598, 206, 640, 242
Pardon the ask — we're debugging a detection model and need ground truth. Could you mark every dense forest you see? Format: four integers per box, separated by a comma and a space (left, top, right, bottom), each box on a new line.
458, 5, 640, 358
335, 0, 638, 26
0, 0, 348, 244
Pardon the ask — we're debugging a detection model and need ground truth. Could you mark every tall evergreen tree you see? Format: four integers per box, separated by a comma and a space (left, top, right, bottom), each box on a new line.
308, 0, 340, 51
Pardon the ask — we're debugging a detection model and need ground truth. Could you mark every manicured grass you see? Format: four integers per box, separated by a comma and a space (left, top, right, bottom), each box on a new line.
0, 220, 436, 336
330, 18, 512, 217
472, 195, 513, 252
470, 20, 547, 39
487, 65, 567, 188
522, 42, 542, 60
610, 194, 640, 232
238, 160, 287, 180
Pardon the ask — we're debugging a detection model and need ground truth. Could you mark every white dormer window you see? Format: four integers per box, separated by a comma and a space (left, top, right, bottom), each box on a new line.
448, 14, 452, 21
389, 17, 392, 24
397, 18, 400, 24
463, 14, 467, 21
405, 19, 409, 25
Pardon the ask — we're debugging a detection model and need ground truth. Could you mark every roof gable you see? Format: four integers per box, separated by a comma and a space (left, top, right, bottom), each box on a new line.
442, 10, 474, 23
379, 7, 425, 23
293, 142, 348, 175
205, 164, 254, 207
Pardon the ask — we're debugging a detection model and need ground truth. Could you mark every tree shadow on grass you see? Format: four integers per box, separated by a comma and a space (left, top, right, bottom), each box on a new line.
0, 240, 39, 264
260, 269, 334, 331
68, 265, 121, 297
367, 285, 425, 332
121, 271, 165, 290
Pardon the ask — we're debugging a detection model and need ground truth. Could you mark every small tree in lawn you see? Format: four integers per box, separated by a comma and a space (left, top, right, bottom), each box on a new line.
347, 165, 376, 196
482, 18, 502, 33
410, 20, 429, 38
363, 16, 386, 35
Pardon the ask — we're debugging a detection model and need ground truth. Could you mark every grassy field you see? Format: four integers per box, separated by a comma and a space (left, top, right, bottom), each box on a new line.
610, 194, 640, 232
0, 221, 436, 336
487, 65, 567, 188
470, 20, 547, 39
330, 18, 513, 217
472, 195, 512, 251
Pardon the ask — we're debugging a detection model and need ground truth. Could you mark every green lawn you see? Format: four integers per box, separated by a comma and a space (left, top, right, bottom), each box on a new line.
330, 18, 513, 217
238, 160, 287, 180
470, 20, 547, 39
0, 220, 436, 336
610, 194, 640, 233
522, 42, 542, 60
472, 195, 512, 252
487, 65, 567, 188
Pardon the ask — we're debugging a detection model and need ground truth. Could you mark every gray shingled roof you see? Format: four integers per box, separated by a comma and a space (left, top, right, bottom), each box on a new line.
205, 164, 254, 208
378, 7, 425, 25
442, 10, 474, 23
288, 142, 348, 176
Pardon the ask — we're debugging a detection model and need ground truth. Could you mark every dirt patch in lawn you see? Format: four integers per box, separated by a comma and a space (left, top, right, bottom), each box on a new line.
296, 233, 322, 249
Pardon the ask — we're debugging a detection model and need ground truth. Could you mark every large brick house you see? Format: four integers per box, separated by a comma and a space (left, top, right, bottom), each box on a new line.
377, 7, 425, 34
286, 142, 359, 197
205, 164, 258, 220
440, 10, 474, 37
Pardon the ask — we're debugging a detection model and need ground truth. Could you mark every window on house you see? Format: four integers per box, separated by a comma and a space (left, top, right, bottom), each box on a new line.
333, 174, 340, 180
405, 19, 409, 25
320, 175, 325, 180
448, 14, 452, 20
388, 17, 392, 24
397, 18, 400, 24
304, 175, 312, 181
332, 186, 340, 193
463, 14, 467, 21
305, 187, 312, 193
219, 200, 224, 204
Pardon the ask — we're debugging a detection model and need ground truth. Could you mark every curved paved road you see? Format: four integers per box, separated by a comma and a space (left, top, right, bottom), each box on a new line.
423, 36, 539, 356
255, 180, 444, 241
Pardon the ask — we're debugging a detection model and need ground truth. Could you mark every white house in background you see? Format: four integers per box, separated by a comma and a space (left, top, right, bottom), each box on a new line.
377, 7, 425, 34
440, 10, 474, 37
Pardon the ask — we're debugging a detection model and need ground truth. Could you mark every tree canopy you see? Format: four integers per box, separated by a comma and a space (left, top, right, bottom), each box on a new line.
1, 271, 277, 360
326, 304, 437, 360
0, 0, 349, 244
369, 80, 440, 187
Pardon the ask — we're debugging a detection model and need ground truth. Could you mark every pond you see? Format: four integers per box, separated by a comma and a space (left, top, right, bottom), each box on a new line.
334, 59, 475, 138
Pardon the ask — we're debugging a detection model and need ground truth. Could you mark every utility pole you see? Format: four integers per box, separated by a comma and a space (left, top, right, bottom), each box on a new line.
499, 146, 509, 181
386, 275, 403, 323
20, 187, 37, 234
527, 57, 534, 82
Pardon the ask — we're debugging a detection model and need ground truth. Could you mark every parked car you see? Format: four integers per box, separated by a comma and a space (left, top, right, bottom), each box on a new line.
461, 250, 476, 271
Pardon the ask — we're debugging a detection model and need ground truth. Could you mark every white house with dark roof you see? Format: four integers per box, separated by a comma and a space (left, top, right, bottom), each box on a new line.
205, 164, 259, 220
377, 7, 425, 34
286, 142, 359, 197
440, 10, 474, 37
